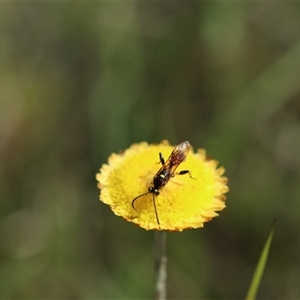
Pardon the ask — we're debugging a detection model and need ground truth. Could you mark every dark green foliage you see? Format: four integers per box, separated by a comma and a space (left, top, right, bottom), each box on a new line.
1, 3, 300, 299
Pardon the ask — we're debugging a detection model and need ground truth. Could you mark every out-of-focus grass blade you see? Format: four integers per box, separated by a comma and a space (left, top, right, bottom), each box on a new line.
245, 219, 276, 300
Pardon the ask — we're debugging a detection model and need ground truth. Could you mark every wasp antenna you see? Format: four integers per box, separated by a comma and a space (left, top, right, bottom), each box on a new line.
132, 192, 150, 210
152, 194, 160, 225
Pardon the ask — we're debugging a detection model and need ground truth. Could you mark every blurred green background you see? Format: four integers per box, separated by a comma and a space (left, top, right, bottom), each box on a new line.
1, 2, 300, 299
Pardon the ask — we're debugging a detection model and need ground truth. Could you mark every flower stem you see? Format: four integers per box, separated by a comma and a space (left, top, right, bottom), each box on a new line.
154, 231, 167, 300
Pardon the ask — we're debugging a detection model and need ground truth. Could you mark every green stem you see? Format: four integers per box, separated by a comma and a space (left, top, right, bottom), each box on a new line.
154, 231, 167, 300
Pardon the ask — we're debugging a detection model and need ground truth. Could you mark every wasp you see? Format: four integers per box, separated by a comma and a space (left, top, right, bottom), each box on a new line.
132, 141, 193, 225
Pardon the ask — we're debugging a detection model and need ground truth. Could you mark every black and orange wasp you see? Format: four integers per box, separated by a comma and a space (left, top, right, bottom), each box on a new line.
132, 141, 194, 225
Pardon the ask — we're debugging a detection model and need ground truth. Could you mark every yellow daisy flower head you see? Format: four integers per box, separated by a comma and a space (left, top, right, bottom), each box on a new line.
96, 140, 228, 231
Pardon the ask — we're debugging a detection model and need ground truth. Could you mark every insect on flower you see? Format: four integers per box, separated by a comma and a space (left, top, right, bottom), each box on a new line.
132, 141, 194, 225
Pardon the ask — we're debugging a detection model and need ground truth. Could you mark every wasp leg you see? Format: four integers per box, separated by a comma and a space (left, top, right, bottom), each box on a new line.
158, 152, 165, 165
139, 171, 151, 178
176, 170, 196, 179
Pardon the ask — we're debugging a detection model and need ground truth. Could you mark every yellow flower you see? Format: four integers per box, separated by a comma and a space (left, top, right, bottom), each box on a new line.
96, 140, 228, 231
